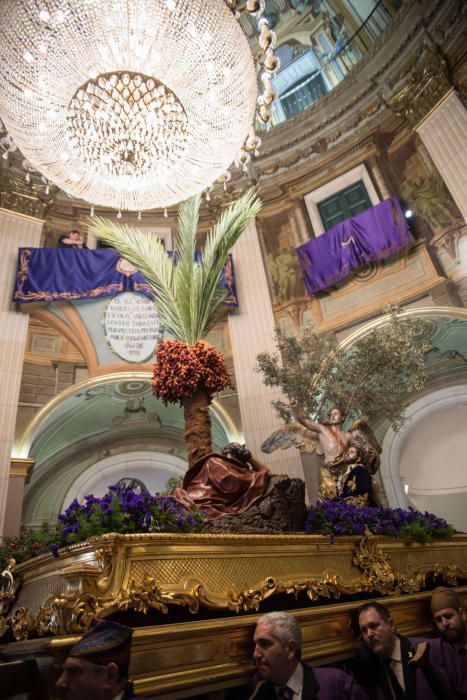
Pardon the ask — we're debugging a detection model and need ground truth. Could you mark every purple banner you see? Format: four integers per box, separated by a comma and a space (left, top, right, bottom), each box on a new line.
13, 248, 238, 306
295, 197, 412, 294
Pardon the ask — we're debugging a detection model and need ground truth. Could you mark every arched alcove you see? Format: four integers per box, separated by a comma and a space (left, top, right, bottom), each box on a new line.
381, 385, 467, 531
61, 450, 188, 509
339, 307, 467, 530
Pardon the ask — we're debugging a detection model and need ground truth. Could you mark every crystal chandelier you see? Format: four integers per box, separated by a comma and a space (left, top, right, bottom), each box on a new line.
0, 1, 260, 211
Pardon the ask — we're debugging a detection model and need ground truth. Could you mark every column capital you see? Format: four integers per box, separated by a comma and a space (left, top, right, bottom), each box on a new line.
0, 167, 54, 219
10, 458, 35, 483
386, 48, 452, 130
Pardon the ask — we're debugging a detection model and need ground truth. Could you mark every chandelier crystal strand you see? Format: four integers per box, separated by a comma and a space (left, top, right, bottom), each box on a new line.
216, 1, 279, 195
0, 0, 257, 211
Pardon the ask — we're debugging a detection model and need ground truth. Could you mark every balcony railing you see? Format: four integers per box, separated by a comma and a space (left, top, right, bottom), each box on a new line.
270, 0, 400, 125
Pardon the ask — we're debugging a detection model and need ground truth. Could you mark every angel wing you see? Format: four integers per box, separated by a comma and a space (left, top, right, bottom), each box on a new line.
348, 418, 382, 474
261, 422, 321, 455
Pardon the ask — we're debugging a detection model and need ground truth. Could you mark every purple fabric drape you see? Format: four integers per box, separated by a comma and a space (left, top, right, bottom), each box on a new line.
295, 197, 412, 294
13, 248, 238, 306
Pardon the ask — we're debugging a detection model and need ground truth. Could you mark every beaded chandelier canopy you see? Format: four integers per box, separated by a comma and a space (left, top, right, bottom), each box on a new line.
0, 1, 259, 211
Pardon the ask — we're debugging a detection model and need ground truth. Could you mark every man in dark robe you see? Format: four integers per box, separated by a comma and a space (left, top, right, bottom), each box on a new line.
228, 611, 369, 699
56, 618, 140, 699
352, 601, 467, 699
431, 587, 467, 662
171, 442, 270, 520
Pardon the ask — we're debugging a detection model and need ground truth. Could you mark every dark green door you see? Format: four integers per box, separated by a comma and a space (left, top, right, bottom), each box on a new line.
318, 180, 372, 231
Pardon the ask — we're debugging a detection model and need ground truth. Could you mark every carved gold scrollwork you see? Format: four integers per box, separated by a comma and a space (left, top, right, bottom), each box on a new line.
442, 564, 463, 585
10, 607, 36, 641
1, 534, 466, 639
386, 48, 452, 129
35, 589, 100, 636
69, 594, 99, 633
281, 575, 349, 602
0, 616, 9, 638
36, 604, 58, 637
227, 577, 277, 613
107, 576, 170, 616
353, 531, 396, 594
94, 547, 116, 593
0, 559, 19, 618
61, 550, 115, 598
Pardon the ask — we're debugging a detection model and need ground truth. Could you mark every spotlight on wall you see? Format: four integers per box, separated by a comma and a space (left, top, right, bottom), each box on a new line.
404, 209, 413, 218
404, 482, 409, 495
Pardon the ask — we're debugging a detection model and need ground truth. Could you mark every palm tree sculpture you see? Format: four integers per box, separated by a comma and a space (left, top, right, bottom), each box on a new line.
89, 189, 261, 467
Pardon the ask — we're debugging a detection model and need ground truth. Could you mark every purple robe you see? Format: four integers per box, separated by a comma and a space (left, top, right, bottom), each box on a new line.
353, 635, 467, 699
229, 664, 369, 699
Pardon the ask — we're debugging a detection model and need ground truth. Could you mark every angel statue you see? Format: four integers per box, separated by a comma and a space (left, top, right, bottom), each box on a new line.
262, 400, 381, 504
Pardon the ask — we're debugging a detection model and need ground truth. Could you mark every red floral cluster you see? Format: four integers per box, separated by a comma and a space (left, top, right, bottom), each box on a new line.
152, 339, 234, 405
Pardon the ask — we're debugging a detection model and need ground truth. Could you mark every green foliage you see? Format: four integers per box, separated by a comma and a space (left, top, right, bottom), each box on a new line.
0, 523, 55, 570
88, 188, 261, 345
0, 486, 206, 570
398, 521, 455, 544
257, 308, 432, 429
161, 475, 183, 495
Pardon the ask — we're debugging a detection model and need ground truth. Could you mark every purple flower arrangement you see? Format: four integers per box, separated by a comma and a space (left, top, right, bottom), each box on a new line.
0, 485, 206, 568
56, 484, 205, 545
0, 490, 456, 571
305, 499, 455, 543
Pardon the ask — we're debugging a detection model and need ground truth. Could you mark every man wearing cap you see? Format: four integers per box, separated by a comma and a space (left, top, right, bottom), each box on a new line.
56, 618, 139, 699
431, 587, 467, 660
229, 611, 369, 699
353, 600, 467, 699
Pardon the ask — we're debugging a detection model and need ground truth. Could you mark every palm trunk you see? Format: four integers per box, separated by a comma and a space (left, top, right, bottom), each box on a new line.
183, 389, 212, 467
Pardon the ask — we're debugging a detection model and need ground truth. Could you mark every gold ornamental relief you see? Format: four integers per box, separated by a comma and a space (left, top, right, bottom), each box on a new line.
2, 534, 467, 640
386, 48, 452, 129
353, 531, 396, 594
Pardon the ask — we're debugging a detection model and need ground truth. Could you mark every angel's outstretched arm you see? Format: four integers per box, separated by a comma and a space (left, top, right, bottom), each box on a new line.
290, 399, 323, 434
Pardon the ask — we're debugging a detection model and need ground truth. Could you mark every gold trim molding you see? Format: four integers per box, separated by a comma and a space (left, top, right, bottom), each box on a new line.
386, 48, 452, 130
1, 531, 466, 641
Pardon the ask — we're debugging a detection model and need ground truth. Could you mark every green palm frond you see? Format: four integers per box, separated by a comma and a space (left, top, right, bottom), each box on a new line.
194, 188, 261, 337
88, 187, 261, 344
174, 194, 201, 343
87, 218, 187, 339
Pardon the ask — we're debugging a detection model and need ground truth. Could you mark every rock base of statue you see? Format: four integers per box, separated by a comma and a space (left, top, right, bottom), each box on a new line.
205, 475, 307, 534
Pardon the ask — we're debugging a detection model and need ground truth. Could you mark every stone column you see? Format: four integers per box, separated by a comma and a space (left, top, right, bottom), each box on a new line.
0, 208, 44, 536
3, 458, 35, 537
387, 48, 467, 221
228, 220, 303, 478
416, 91, 467, 222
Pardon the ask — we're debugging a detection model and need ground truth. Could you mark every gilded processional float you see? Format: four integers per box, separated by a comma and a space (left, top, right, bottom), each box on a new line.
1, 190, 467, 699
